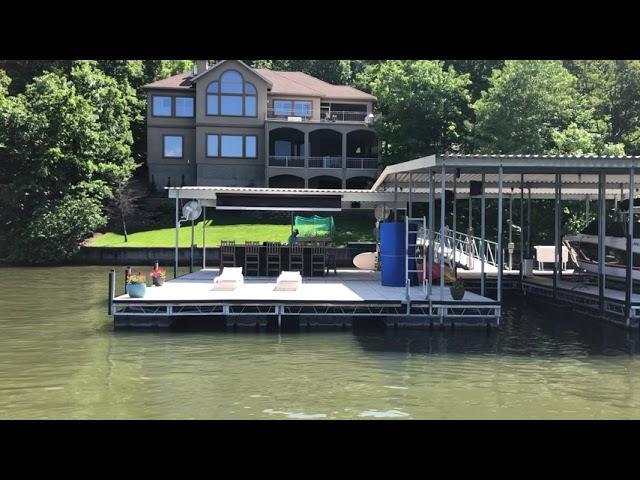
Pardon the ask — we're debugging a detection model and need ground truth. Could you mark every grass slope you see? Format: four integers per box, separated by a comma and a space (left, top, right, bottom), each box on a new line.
90, 211, 374, 247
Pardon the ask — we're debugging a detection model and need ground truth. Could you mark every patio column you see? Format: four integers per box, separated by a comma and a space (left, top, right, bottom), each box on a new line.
341, 131, 347, 189
202, 206, 206, 269
554, 174, 561, 299
598, 172, 606, 313
428, 171, 435, 301
174, 191, 179, 279
480, 173, 486, 297
497, 166, 504, 317
304, 130, 310, 189
626, 168, 635, 326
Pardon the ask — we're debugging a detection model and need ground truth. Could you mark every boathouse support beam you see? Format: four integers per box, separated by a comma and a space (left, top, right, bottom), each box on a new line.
408, 172, 413, 218
625, 168, 635, 325
440, 164, 446, 323
453, 171, 457, 275
598, 172, 606, 313
394, 173, 398, 222
554, 173, 561, 299
202, 206, 207, 269
428, 171, 435, 302
174, 192, 179, 279
520, 174, 525, 283
497, 166, 504, 316
527, 184, 532, 258
481, 173, 486, 297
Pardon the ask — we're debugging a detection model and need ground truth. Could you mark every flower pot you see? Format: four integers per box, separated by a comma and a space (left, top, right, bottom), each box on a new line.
152, 276, 164, 287
127, 282, 147, 298
450, 284, 465, 300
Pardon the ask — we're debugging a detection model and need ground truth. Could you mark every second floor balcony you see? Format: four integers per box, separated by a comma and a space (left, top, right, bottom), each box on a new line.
266, 108, 378, 124
268, 156, 378, 170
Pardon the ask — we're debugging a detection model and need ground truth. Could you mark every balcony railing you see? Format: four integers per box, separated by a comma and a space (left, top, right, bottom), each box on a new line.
268, 156, 305, 168
308, 156, 342, 169
266, 109, 376, 124
346, 157, 378, 169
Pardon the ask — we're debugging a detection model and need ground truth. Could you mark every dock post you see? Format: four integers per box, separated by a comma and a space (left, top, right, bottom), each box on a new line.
428, 171, 435, 306
598, 172, 606, 313
174, 192, 180, 279
394, 173, 398, 222
480, 173, 486, 297
124, 266, 131, 295
108, 269, 115, 315
440, 163, 446, 325
553, 173, 561, 300
508, 188, 513, 270
527, 184, 532, 258
520, 174, 524, 284
190, 217, 194, 274
625, 168, 635, 326
202, 206, 207, 269
453, 171, 457, 275
497, 166, 504, 324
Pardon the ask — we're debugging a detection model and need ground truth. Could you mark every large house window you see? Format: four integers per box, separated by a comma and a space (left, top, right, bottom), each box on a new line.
153, 96, 172, 116
206, 70, 257, 117
207, 134, 257, 158
163, 135, 183, 158
175, 97, 194, 117
273, 100, 312, 118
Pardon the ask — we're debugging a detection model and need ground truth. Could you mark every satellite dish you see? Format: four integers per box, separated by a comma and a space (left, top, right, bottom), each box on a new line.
182, 200, 202, 221
374, 204, 391, 221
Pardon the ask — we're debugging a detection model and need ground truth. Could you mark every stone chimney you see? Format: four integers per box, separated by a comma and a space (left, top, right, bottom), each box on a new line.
196, 60, 208, 75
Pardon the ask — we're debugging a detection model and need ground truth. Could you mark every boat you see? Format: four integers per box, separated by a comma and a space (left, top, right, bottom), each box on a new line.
564, 198, 640, 280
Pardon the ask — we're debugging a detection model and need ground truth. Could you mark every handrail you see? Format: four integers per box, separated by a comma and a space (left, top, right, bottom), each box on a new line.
266, 108, 377, 124
346, 157, 378, 169
268, 155, 305, 168
308, 156, 342, 169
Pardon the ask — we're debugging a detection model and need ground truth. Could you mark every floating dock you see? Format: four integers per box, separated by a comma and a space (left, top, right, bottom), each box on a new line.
110, 269, 500, 329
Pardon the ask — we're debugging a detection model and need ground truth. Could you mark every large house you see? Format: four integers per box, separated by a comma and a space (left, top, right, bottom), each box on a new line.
142, 60, 379, 190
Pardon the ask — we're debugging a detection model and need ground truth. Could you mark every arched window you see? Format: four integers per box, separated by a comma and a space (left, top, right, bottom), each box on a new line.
206, 70, 257, 117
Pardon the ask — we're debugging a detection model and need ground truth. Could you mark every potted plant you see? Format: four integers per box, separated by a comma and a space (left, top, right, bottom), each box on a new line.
150, 267, 166, 287
450, 277, 465, 301
126, 272, 147, 298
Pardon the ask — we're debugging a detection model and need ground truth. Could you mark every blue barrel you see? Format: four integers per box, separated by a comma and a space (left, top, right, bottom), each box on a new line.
380, 222, 406, 287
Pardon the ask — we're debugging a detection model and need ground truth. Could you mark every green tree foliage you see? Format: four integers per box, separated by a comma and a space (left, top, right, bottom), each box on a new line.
247, 60, 352, 84
444, 60, 504, 101
0, 64, 136, 262
355, 60, 472, 164
473, 60, 591, 154
23, 194, 107, 263
566, 60, 640, 154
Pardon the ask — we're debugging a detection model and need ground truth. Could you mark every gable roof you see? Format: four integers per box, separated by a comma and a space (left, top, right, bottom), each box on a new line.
142, 61, 376, 101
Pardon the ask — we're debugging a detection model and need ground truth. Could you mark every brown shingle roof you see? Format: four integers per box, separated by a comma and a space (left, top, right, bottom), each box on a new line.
255, 69, 376, 101
142, 71, 194, 90
142, 63, 376, 101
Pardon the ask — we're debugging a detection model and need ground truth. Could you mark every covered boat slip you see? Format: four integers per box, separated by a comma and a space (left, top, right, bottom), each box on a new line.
372, 154, 640, 328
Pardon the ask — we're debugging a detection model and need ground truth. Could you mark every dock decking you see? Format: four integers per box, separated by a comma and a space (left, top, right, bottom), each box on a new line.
111, 269, 500, 329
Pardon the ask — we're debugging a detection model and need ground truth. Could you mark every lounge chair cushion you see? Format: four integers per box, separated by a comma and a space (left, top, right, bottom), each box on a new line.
275, 271, 302, 291
213, 267, 244, 290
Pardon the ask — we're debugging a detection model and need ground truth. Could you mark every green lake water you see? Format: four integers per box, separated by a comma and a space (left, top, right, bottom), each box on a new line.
0, 265, 639, 419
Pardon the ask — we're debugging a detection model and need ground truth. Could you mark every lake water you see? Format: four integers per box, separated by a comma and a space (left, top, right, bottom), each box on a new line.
1, 265, 639, 419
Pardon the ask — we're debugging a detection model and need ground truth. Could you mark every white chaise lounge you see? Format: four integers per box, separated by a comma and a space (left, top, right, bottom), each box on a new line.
213, 267, 244, 290
534, 245, 569, 271
275, 271, 302, 291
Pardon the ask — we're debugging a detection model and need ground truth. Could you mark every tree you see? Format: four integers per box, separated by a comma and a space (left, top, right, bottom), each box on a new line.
105, 180, 144, 243
355, 60, 472, 164
565, 60, 640, 154
246, 60, 352, 84
473, 60, 593, 154
444, 60, 505, 101
0, 65, 137, 262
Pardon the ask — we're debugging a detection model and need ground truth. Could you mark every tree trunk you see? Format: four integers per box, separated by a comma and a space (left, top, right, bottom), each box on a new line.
122, 213, 128, 243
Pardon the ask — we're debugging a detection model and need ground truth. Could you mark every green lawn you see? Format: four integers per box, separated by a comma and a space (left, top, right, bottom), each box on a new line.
89, 211, 374, 247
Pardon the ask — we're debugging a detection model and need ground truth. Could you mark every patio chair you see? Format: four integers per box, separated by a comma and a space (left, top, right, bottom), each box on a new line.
245, 241, 260, 276
220, 241, 236, 272
289, 245, 304, 275
266, 243, 282, 277
311, 246, 326, 277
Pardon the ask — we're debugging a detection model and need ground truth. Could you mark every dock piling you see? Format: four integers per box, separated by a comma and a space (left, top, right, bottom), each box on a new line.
108, 269, 115, 315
